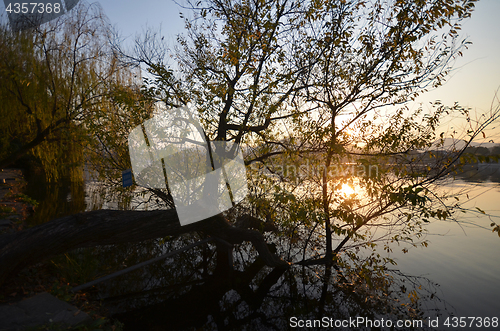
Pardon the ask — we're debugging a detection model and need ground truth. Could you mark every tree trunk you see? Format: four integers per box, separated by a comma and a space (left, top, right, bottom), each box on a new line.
0, 209, 288, 286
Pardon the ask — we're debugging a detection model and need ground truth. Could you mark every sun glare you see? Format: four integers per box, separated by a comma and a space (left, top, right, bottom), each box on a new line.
341, 183, 356, 196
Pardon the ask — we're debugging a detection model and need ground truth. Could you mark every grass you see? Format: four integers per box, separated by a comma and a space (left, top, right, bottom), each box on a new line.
13, 193, 39, 207
0, 205, 14, 218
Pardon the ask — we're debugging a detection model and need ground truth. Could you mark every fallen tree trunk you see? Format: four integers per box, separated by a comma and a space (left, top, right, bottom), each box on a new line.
0, 209, 288, 286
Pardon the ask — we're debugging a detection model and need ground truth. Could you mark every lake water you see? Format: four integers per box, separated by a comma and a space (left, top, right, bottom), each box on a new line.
24, 170, 500, 330
386, 180, 500, 320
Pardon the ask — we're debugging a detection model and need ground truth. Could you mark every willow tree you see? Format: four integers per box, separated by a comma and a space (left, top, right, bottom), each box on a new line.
0, 2, 134, 180
2, 0, 497, 290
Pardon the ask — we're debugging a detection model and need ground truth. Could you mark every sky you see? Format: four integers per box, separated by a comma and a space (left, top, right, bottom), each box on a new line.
410, 0, 500, 143
97, 1, 500, 95
96, 0, 185, 44
417, 0, 500, 112
98, 0, 500, 143
2, 0, 499, 141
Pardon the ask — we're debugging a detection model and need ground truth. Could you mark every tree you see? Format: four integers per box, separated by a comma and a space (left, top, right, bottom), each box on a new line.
491, 145, 500, 156
2, 0, 498, 296
0, 2, 135, 180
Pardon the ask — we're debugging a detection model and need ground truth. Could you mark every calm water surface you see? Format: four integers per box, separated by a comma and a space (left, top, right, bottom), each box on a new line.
387, 180, 500, 319
24, 171, 500, 329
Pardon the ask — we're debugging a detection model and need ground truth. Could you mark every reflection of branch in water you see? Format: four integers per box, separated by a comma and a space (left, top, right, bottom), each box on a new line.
112, 241, 281, 330
105, 237, 447, 330
71, 238, 214, 292
388, 268, 454, 318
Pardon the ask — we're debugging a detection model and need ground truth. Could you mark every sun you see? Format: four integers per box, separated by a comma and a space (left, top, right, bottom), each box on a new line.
340, 183, 356, 196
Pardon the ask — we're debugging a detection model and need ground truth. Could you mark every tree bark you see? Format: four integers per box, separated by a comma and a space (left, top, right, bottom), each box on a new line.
0, 209, 288, 286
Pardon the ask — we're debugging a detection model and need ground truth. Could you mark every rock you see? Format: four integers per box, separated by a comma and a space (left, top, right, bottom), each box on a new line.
0, 292, 91, 331
0, 220, 12, 227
